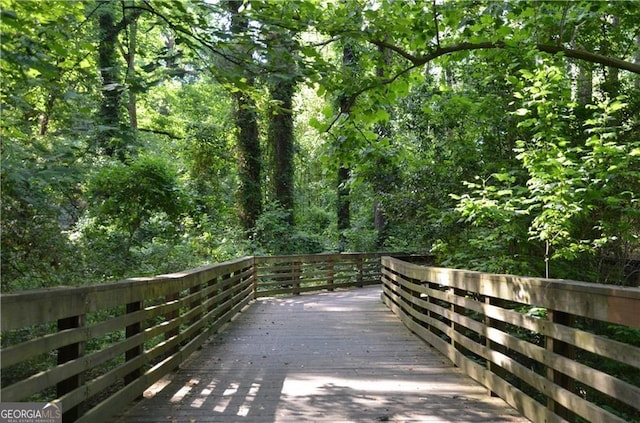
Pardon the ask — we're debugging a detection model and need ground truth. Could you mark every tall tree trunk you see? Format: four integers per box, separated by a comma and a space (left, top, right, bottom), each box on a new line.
39, 88, 58, 136
635, 35, 640, 89
372, 42, 394, 250
268, 78, 296, 225
97, 0, 124, 161
576, 65, 593, 107
234, 91, 262, 233
125, 9, 138, 130
601, 15, 620, 98
337, 165, 351, 251
228, 0, 262, 234
336, 40, 356, 251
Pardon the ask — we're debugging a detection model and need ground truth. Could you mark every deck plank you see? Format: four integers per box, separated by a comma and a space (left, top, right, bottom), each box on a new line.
114, 286, 529, 422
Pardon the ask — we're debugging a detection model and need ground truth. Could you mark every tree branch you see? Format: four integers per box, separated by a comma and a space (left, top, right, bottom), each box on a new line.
138, 127, 183, 139
328, 37, 640, 133
369, 39, 421, 63
536, 43, 640, 74
129, 1, 246, 68
369, 39, 640, 74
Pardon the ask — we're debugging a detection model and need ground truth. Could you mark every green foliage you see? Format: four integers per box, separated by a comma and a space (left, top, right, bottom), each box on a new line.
448, 60, 640, 280
2, 0, 639, 291
86, 156, 187, 250
0, 135, 85, 290
252, 202, 325, 255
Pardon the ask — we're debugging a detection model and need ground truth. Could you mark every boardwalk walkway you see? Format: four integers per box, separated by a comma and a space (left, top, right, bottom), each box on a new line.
114, 286, 528, 423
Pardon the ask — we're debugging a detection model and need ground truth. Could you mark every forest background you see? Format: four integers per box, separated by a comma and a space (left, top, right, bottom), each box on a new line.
2, 0, 640, 292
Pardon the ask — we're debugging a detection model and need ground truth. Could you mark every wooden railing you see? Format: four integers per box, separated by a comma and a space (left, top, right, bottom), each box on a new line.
0, 257, 255, 422
0, 252, 399, 422
254, 252, 392, 297
381, 256, 640, 423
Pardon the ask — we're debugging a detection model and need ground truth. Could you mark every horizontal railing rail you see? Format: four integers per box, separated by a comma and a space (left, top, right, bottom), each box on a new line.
381, 256, 640, 423
1, 252, 412, 422
254, 252, 404, 297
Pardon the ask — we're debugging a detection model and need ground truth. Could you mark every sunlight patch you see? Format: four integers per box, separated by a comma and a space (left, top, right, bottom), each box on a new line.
170, 378, 199, 403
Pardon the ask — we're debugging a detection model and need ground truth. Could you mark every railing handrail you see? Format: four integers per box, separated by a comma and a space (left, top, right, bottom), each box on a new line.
380, 256, 640, 423
0, 257, 255, 332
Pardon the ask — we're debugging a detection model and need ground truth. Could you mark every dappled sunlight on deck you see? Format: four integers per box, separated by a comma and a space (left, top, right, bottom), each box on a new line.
115, 286, 527, 422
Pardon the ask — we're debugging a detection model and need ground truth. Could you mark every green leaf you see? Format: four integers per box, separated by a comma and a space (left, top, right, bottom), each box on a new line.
514, 108, 529, 116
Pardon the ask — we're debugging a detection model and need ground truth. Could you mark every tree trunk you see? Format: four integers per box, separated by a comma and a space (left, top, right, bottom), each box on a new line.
268, 78, 296, 225
576, 65, 593, 106
337, 165, 351, 251
234, 91, 262, 233
336, 40, 356, 251
39, 88, 58, 136
97, 0, 124, 161
266, 25, 297, 226
635, 35, 640, 89
601, 15, 620, 98
372, 42, 394, 249
228, 0, 262, 234
125, 10, 138, 130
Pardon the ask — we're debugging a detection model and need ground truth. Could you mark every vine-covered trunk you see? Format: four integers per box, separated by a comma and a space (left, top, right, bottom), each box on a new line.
268, 78, 296, 225
125, 10, 138, 130
97, 0, 124, 161
372, 42, 395, 250
336, 40, 356, 251
228, 0, 262, 234
234, 91, 262, 233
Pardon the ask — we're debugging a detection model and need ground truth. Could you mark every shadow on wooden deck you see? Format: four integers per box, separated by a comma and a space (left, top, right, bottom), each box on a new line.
114, 287, 528, 422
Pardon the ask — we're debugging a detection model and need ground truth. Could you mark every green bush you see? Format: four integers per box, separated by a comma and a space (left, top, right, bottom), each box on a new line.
86, 155, 188, 252
252, 204, 326, 255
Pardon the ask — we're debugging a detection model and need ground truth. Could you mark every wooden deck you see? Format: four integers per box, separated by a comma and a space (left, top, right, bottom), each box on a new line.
114, 286, 528, 423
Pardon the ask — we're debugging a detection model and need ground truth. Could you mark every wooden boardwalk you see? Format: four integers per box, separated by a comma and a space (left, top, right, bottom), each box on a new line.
114, 286, 528, 423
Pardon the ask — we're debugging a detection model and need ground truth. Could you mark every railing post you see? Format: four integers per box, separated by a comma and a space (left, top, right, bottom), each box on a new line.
546, 309, 576, 422
407, 275, 422, 325
221, 272, 233, 315
165, 291, 180, 361
293, 262, 301, 295
450, 288, 465, 352
57, 314, 85, 422
357, 256, 364, 287
484, 296, 508, 397
188, 284, 202, 343
124, 301, 143, 389
426, 281, 438, 332
208, 276, 219, 313
327, 257, 335, 291
252, 257, 258, 298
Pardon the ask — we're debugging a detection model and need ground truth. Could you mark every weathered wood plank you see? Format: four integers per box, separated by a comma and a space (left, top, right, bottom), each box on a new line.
114, 286, 527, 423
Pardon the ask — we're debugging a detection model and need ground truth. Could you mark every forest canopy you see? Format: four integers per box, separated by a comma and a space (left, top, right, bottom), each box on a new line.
2, 0, 639, 291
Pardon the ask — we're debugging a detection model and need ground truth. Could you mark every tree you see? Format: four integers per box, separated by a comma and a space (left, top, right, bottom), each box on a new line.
266, 31, 298, 226
96, 0, 126, 159
226, 0, 263, 235
334, 39, 358, 251
87, 156, 186, 254
3, 0, 640, 288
